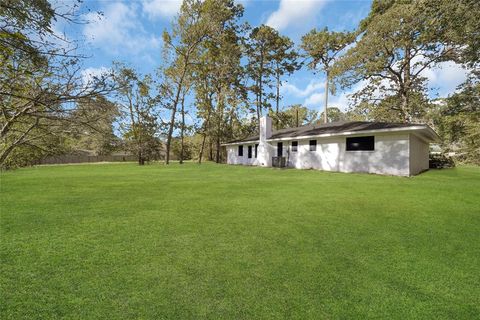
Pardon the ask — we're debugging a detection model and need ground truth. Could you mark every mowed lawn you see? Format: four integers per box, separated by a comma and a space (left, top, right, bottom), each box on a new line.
1, 163, 479, 319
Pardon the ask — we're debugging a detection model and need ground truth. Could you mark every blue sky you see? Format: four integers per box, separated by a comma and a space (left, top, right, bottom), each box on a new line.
55, 0, 468, 115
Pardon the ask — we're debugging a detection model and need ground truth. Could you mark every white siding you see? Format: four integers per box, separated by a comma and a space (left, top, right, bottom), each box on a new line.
227, 144, 263, 166
409, 134, 429, 175
226, 133, 431, 176
285, 133, 410, 176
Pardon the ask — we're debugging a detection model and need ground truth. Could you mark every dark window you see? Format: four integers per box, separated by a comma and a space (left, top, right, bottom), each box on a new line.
309, 140, 317, 151
255, 144, 258, 158
346, 136, 375, 151
277, 142, 283, 157
248, 145, 252, 158
238, 145, 243, 156
291, 141, 298, 152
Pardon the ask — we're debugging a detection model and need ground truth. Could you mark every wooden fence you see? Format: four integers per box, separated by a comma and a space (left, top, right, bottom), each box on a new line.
38, 154, 138, 165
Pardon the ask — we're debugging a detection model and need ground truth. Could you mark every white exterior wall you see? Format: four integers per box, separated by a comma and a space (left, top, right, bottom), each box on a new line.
284, 133, 410, 176
409, 134, 429, 175
227, 144, 261, 166
225, 116, 432, 176
227, 133, 412, 176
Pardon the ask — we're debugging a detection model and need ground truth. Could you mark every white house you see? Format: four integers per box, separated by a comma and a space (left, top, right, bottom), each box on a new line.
222, 116, 439, 176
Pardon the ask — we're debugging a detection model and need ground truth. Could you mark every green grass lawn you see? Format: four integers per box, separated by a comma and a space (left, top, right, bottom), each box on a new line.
1, 163, 479, 319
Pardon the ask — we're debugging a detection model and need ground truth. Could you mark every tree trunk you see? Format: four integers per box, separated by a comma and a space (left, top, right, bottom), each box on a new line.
402, 46, 412, 123
215, 136, 221, 163
133, 96, 145, 166
324, 70, 329, 124
198, 103, 212, 164
165, 103, 177, 165
215, 90, 224, 164
126, 94, 143, 165
199, 133, 207, 164
165, 55, 189, 165
255, 78, 261, 123
259, 50, 264, 121
275, 66, 280, 129
208, 139, 213, 161
179, 93, 186, 164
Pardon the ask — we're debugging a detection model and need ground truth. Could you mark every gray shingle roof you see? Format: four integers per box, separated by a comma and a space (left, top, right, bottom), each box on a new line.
226, 121, 431, 144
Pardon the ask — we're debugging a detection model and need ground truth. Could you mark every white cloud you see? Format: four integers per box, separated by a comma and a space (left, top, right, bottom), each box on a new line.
304, 90, 352, 111
141, 0, 182, 20
235, 0, 251, 6
281, 79, 324, 97
81, 67, 110, 85
83, 2, 161, 55
266, 0, 329, 31
295, 60, 467, 113
299, 79, 369, 111
422, 62, 468, 97
304, 92, 325, 106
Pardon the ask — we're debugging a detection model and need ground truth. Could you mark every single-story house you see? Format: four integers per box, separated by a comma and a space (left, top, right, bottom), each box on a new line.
222, 116, 440, 176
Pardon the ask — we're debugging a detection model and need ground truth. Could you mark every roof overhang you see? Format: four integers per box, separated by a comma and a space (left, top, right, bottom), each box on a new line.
221, 140, 258, 146
266, 126, 440, 143
221, 126, 440, 146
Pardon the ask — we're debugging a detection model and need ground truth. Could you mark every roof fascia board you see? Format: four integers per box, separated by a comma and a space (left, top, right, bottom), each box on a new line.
221, 140, 258, 146
266, 126, 434, 142
222, 126, 439, 146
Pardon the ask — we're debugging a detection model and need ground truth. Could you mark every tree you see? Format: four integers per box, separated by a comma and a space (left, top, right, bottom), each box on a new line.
245, 25, 280, 122
301, 28, 354, 123
191, 0, 245, 163
161, 0, 210, 164
70, 95, 119, 155
269, 104, 318, 129
419, 0, 480, 68
113, 65, 160, 165
333, 0, 479, 123
319, 107, 347, 123
431, 77, 479, 164
0, 0, 114, 168
271, 35, 301, 120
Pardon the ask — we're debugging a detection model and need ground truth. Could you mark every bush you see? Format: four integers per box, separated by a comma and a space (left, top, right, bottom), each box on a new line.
429, 153, 455, 169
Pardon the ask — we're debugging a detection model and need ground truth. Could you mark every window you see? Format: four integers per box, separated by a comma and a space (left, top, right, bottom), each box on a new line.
277, 142, 283, 157
309, 140, 317, 151
248, 145, 252, 158
346, 136, 374, 151
238, 145, 243, 156
291, 141, 298, 152
255, 144, 258, 158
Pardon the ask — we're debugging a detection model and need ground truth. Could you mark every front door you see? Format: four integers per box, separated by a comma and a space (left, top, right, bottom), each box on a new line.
277, 142, 283, 157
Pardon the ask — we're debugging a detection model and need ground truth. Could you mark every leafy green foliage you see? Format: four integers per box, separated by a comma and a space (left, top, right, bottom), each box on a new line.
70, 95, 120, 156
431, 79, 480, 164
113, 64, 161, 165
334, 0, 479, 123
269, 104, 318, 129
0, 0, 114, 168
301, 28, 353, 123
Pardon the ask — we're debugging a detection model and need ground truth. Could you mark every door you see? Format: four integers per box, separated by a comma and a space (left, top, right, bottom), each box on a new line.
277, 142, 283, 157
